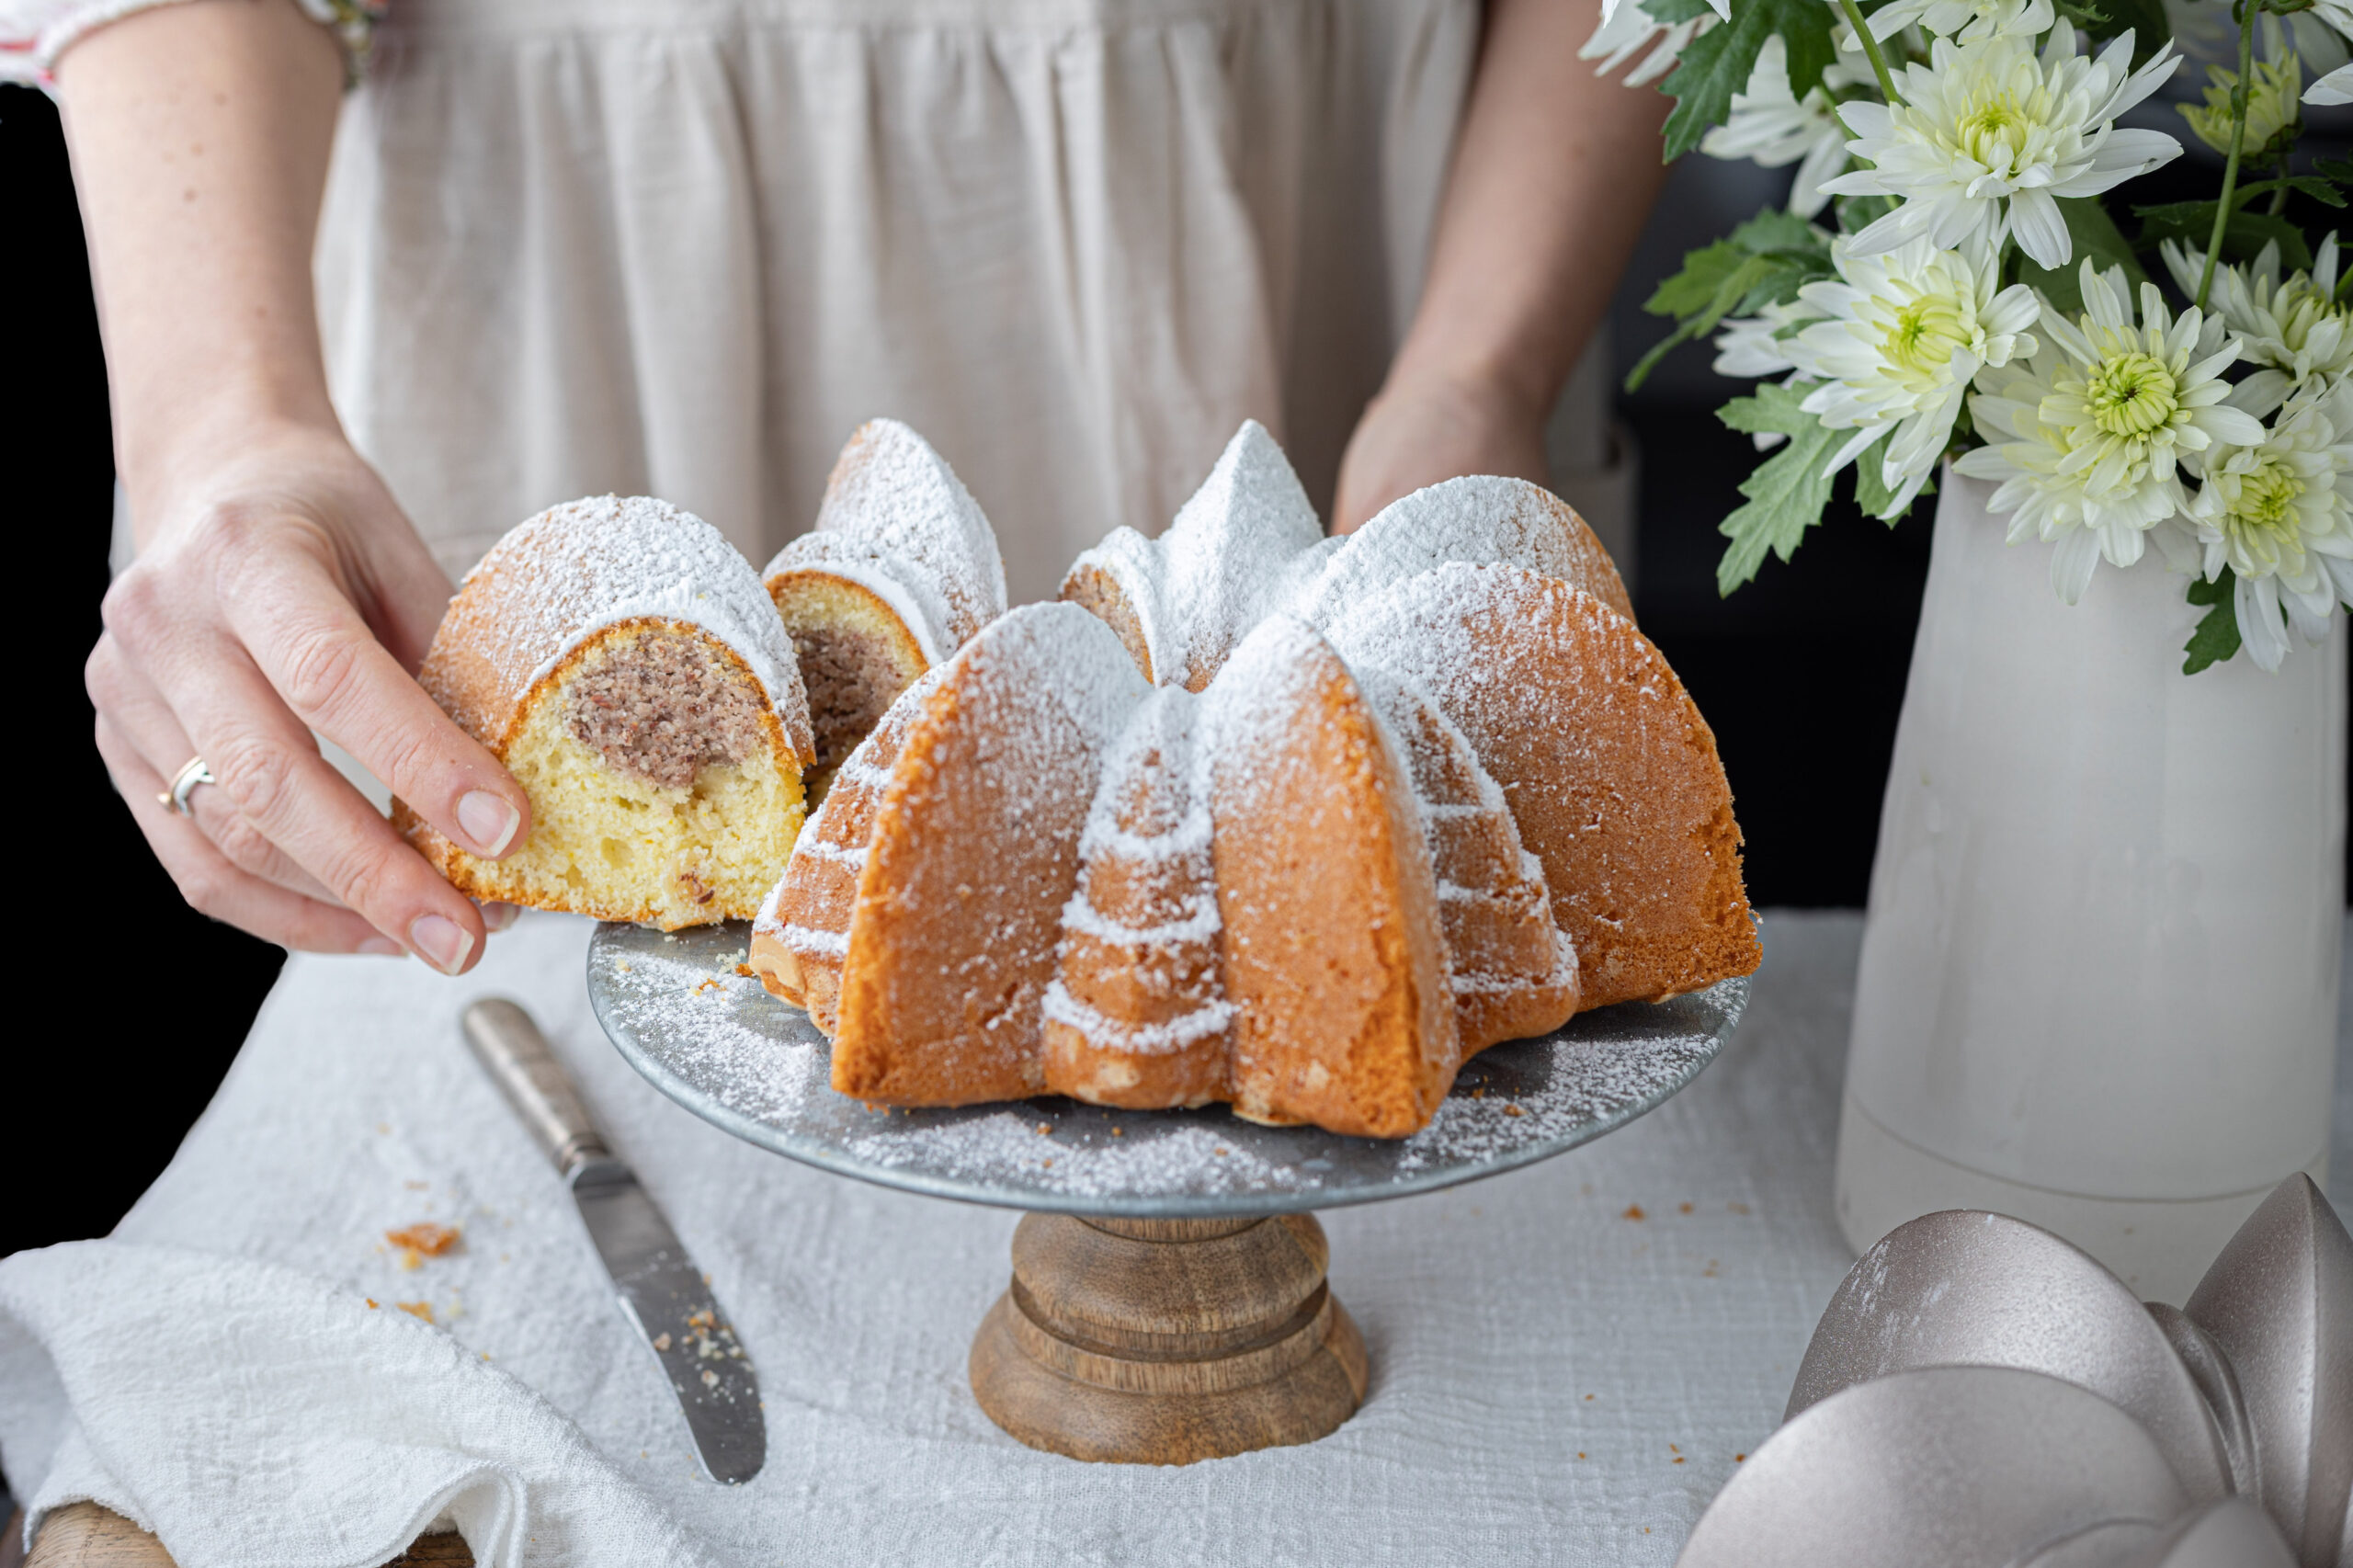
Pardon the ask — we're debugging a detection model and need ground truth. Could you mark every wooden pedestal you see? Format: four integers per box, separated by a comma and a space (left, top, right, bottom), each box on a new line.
969, 1213, 1368, 1464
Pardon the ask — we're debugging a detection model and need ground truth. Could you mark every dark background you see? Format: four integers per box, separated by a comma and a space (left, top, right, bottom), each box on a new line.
6, 80, 2346, 1260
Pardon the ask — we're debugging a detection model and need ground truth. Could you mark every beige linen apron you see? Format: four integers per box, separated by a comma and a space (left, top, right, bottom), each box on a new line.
311, 0, 1486, 601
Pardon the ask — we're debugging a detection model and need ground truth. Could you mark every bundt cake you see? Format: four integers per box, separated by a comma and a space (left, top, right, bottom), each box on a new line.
400, 495, 815, 930
1317, 565, 1756, 1010
750, 423, 1759, 1136
763, 420, 1007, 790
1057, 421, 1333, 691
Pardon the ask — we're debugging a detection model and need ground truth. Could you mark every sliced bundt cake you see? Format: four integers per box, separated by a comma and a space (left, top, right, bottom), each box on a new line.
763, 419, 1007, 790
750, 425, 1758, 1136
401, 495, 814, 930
1056, 420, 1330, 691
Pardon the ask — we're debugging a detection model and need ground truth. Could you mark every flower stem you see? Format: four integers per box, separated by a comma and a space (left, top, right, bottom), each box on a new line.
1836, 0, 1904, 106
2196, 0, 2258, 312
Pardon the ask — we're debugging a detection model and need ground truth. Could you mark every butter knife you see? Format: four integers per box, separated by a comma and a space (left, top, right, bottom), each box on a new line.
461, 997, 765, 1484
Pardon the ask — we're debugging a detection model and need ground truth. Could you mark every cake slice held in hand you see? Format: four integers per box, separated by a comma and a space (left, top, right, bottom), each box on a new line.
400, 494, 815, 930
763, 419, 1008, 792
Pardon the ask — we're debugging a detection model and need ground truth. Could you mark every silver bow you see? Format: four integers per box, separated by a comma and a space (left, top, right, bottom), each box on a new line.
1678, 1175, 2352, 1568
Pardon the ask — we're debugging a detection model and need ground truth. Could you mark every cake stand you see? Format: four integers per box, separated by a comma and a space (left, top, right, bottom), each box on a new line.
586, 922, 1747, 1466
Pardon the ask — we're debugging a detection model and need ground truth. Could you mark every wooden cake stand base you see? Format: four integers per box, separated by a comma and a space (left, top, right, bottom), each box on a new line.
968, 1213, 1368, 1464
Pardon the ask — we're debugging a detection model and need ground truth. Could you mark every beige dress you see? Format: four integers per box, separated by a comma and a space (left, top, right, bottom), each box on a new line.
307, 0, 1483, 600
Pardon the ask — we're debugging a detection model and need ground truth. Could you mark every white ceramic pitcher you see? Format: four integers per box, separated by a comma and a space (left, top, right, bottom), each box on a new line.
1836, 465, 2347, 1304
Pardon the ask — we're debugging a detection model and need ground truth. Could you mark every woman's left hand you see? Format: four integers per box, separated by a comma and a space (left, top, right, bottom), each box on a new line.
1331, 369, 1551, 534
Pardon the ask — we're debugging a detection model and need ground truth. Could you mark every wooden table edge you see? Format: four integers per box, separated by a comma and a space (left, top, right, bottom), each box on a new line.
11, 1503, 473, 1566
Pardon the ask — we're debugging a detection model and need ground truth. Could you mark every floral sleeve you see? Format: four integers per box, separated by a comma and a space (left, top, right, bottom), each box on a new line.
1, 0, 385, 90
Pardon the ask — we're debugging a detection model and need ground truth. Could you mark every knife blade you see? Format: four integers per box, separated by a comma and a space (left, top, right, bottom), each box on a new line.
461, 997, 766, 1484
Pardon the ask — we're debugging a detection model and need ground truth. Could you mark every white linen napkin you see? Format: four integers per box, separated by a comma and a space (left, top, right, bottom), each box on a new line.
0, 1241, 711, 1567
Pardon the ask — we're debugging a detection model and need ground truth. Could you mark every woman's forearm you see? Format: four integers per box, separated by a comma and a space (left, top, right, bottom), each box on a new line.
1391, 0, 1673, 421
56, 0, 344, 540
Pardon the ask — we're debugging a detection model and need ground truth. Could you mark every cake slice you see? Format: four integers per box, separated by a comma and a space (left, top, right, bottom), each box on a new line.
1040, 686, 1234, 1108
1285, 474, 1633, 628
1058, 420, 1325, 690
401, 494, 814, 930
1353, 665, 1581, 1052
827, 604, 1150, 1104
747, 665, 945, 1031
762, 419, 1007, 790
1320, 564, 1758, 1009
1205, 616, 1461, 1135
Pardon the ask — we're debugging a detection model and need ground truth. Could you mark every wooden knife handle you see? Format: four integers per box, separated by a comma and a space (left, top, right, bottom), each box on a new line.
460, 998, 610, 1176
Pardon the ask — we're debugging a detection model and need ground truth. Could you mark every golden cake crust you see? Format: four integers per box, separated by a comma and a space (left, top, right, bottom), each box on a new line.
1321, 564, 1758, 1009
401, 495, 814, 929
1208, 619, 1459, 1137
827, 607, 1149, 1105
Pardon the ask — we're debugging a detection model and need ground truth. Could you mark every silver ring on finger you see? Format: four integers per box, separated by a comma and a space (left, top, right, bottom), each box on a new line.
159, 756, 216, 817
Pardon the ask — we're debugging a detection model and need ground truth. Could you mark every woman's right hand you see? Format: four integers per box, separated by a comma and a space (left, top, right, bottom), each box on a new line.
87, 416, 531, 972
60, 0, 529, 973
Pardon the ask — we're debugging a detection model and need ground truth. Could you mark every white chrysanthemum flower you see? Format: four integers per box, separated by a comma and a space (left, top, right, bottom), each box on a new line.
1582, 0, 1713, 85
1866, 0, 2052, 44
1821, 30, 2183, 269
1700, 38, 1873, 216
2180, 56, 2302, 155
2183, 381, 2353, 668
1955, 261, 2260, 601
1713, 297, 1823, 383
2308, 61, 2353, 102
1772, 237, 2040, 511
2161, 235, 2353, 412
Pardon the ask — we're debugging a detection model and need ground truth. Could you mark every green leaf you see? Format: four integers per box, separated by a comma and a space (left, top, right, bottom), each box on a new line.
2233, 175, 2349, 210
1643, 0, 1718, 22
2313, 155, 2353, 188
2133, 199, 2315, 271
2182, 567, 2241, 674
1836, 193, 1900, 237
1729, 206, 1835, 259
1628, 253, 1775, 390
1851, 433, 1914, 522
2014, 198, 2146, 312
1660, 0, 1839, 161
1715, 383, 1845, 593
1627, 207, 1834, 391
1643, 238, 1749, 319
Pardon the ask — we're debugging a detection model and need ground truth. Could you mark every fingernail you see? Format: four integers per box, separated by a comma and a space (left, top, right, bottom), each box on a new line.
408, 914, 475, 975
480, 901, 521, 933
358, 937, 404, 957
457, 790, 522, 857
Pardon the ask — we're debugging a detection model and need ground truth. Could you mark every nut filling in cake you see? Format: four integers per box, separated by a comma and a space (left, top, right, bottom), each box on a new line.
790, 625, 913, 778
564, 631, 770, 790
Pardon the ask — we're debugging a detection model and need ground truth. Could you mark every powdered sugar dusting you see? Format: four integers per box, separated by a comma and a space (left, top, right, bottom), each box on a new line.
763, 419, 1008, 654
1040, 983, 1237, 1055
586, 921, 1745, 1217
594, 936, 823, 1126
1290, 476, 1608, 629
1063, 422, 1324, 688
474, 495, 810, 755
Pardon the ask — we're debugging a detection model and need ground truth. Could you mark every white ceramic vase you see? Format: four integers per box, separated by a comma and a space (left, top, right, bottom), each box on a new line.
1836, 464, 2347, 1304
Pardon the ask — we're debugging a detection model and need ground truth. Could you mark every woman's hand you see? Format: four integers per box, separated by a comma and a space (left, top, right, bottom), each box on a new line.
1332, 369, 1552, 534
61, 0, 526, 971
87, 418, 530, 971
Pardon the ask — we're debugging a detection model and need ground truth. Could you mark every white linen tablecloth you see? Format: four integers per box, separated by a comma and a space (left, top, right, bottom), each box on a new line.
6, 911, 2347, 1567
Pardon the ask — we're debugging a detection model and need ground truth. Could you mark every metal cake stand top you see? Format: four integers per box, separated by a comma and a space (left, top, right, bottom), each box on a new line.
587, 921, 1747, 1219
